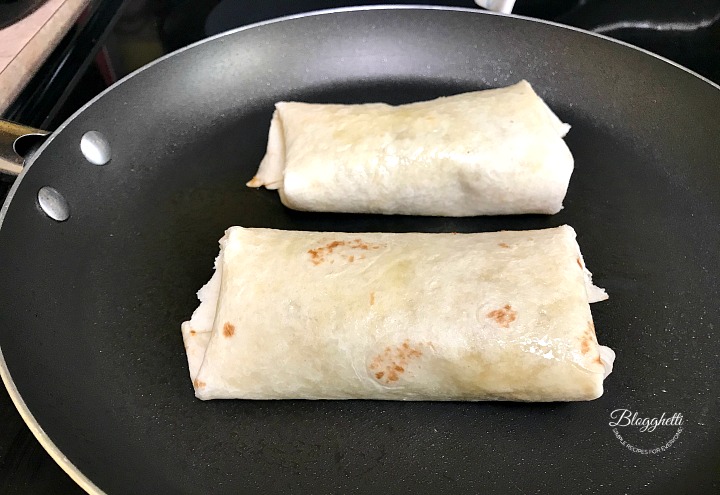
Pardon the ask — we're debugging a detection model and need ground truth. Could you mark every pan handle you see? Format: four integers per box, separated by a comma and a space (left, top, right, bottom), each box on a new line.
0, 120, 49, 176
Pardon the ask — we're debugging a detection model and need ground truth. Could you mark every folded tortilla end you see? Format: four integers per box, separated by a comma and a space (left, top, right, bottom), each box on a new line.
246, 176, 263, 188
599, 345, 616, 379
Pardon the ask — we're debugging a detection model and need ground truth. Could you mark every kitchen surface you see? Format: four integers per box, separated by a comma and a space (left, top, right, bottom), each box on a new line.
0, 0, 91, 111
1, 0, 719, 492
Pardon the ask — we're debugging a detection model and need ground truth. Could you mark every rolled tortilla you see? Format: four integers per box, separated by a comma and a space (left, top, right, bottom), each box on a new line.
181, 226, 614, 401
247, 80, 574, 216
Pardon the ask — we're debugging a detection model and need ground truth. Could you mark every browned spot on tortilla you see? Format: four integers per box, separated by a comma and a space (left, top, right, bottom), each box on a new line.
350, 240, 369, 250
223, 322, 235, 338
593, 355, 603, 365
193, 379, 206, 389
584, 321, 597, 343
308, 239, 382, 265
189, 330, 196, 336
486, 304, 517, 328
576, 257, 583, 269
580, 320, 600, 356
308, 248, 322, 265
307, 241, 345, 265
498, 242, 510, 248
583, 321, 601, 359
326, 240, 344, 252
451, 232, 458, 235
370, 339, 425, 385
369, 291, 375, 305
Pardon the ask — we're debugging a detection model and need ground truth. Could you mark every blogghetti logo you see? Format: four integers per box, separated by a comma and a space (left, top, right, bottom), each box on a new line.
609, 409, 684, 454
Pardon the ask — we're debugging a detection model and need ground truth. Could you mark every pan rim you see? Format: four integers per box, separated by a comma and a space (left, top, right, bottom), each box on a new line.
1, 5, 719, 494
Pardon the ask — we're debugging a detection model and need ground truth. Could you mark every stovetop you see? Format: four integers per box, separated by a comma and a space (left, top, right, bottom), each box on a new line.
1, 0, 719, 492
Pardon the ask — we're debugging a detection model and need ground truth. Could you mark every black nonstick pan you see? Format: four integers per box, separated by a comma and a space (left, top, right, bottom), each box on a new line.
0, 7, 718, 494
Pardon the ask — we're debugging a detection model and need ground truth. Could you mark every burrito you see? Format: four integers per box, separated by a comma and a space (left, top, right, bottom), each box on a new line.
247, 80, 574, 216
181, 226, 614, 401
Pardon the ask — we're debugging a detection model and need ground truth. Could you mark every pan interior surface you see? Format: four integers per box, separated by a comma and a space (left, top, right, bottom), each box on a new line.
0, 8, 718, 494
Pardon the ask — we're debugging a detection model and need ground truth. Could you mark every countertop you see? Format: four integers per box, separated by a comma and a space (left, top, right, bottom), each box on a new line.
0, 0, 90, 114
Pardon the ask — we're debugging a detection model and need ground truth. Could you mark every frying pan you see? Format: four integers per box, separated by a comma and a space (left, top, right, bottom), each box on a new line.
1, 6, 719, 494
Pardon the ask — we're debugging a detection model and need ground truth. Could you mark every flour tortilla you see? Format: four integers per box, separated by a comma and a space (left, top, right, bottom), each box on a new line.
181, 225, 614, 401
247, 80, 574, 216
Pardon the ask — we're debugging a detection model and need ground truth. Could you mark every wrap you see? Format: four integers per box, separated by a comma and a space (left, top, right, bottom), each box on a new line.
247, 80, 574, 216
181, 226, 614, 401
